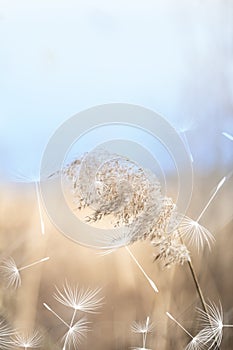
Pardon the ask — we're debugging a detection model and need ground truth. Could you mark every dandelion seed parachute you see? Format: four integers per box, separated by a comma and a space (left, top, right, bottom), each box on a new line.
0, 320, 15, 350
166, 312, 207, 350
44, 281, 102, 349
131, 317, 154, 335
54, 281, 104, 313
196, 301, 231, 349
0, 256, 50, 289
178, 216, 215, 252
0, 257, 21, 289
9, 169, 47, 236
61, 317, 90, 350
131, 316, 154, 349
185, 336, 207, 350
13, 330, 42, 349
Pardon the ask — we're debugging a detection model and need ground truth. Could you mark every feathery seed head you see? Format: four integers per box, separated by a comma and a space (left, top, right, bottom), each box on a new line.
0, 319, 15, 350
0, 256, 50, 289
197, 301, 225, 348
131, 316, 154, 350
153, 236, 190, 268
185, 334, 207, 350
54, 281, 104, 313
63, 150, 191, 267
131, 317, 154, 335
0, 257, 21, 289
61, 317, 90, 350
166, 312, 207, 350
178, 216, 215, 252
13, 330, 42, 348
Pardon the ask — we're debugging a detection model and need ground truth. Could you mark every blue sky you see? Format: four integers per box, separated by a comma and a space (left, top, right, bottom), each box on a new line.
0, 0, 233, 179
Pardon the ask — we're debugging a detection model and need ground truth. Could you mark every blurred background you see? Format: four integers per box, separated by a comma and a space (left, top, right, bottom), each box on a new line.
0, 0, 233, 349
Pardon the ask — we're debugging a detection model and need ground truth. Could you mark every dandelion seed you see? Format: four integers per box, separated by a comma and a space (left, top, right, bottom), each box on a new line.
43, 303, 90, 350
178, 217, 215, 252
98, 230, 158, 293
131, 317, 154, 334
44, 281, 102, 349
13, 330, 42, 349
126, 247, 158, 293
0, 256, 50, 289
100, 247, 159, 292
178, 175, 227, 251
131, 316, 154, 349
180, 130, 194, 163
10, 169, 46, 235
197, 176, 226, 224
43, 303, 70, 328
0, 257, 21, 289
197, 301, 233, 349
166, 312, 207, 350
61, 317, 90, 350
222, 132, 233, 141
54, 281, 104, 313
0, 319, 15, 350
34, 181, 45, 235
185, 333, 207, 350
176, 118, 197, 134
97, 228, 137, 253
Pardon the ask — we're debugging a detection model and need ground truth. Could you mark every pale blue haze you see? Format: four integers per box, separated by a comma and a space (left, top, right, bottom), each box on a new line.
0, 0, 233, 179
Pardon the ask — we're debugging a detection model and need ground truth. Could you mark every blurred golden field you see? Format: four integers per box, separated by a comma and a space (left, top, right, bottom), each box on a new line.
0, 171, 233, 350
